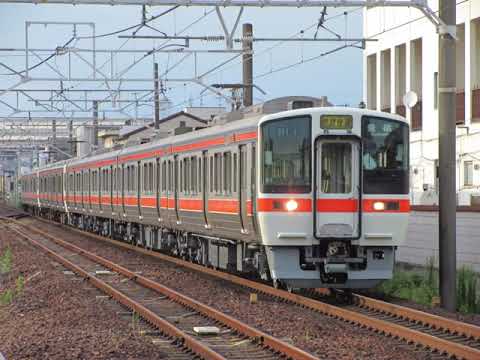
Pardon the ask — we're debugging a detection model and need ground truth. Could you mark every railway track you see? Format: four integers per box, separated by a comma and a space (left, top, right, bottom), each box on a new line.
15, 215, 480, 360
1, 217, 316, 360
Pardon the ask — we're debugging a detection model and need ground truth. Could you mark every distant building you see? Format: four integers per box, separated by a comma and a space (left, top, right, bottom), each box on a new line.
117, 111, 207, 146
363, 0, 480, 205
183, 106, 226, 121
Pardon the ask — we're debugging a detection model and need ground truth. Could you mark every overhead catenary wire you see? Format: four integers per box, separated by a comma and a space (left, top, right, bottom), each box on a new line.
173, 0, 469, 112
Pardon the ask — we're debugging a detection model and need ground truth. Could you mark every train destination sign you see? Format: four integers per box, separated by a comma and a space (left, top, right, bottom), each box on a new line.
320, 115, 353, 130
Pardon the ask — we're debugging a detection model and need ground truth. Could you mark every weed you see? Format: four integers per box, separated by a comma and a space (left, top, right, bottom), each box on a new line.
131, 311, 140, 330
457, 266, 479, 314
379, 261, 480, 314
15, 275, 24, 295
0, 247, 12, 274
0, 289, 14, 305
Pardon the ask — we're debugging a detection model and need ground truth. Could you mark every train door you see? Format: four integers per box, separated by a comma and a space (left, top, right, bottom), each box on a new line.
250, 143, 257, 233
314, 137, 360, 239
174, 155, 180, 223
238, 145, 248, 233
164, 158, 175, 226
137, 161, 142, 219
109, 165, 114, 214
156, 158, 161, 221
121, 164, 126, 216
202, 151, 209, 228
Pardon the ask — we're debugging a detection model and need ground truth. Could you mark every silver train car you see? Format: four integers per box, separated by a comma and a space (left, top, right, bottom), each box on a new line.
20, 99, 410, 289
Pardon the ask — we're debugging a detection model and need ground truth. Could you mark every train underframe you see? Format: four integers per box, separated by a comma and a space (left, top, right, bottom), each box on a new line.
25, 205, 395, 290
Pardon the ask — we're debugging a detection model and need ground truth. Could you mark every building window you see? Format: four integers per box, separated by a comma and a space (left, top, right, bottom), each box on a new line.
464, 161, 474, 187
434, 72, 438, 110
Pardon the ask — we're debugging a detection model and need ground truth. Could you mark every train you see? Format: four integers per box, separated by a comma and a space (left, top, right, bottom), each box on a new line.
19, 96, 410, 290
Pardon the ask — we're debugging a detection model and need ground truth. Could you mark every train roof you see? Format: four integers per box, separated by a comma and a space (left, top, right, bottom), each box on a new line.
25, 106, 408, 176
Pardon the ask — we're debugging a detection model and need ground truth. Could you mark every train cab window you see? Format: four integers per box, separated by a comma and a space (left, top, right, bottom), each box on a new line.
321, 143, 352, 194
362, 116, 409, 194
261, 116, 312, 193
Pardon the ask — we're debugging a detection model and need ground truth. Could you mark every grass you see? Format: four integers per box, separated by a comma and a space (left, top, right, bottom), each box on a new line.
378, 258, 480, 314
0, 248, 26, 306
0, 289, 14, 306
0, 247, 12, 274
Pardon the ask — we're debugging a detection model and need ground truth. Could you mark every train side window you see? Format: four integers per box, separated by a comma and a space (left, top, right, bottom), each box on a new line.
184, 158, 189, 194
233, 153, 238, 193
143, 163, 147, 193
198, 157, 202, 193
149, 163, 154, 193
125, 166, 129, 192
130, 165, 134, 192
131, 165, 134, 193
224, 152, 231, 194
168, 161, 173, 192
214, 153, 221, 194
240, 149, 247, 190
161, 161, 166, 191
191, 157, 197, 194
209, 157, 213, 193
137, 163, 140, 194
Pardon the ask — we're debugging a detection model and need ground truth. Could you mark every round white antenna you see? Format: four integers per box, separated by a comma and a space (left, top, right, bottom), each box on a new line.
403, 91, 418, 109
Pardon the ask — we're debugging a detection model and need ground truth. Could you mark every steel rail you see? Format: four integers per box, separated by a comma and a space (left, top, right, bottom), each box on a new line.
31, 217, 480, 360
2, 222, 225, 360
5, 218, 318, 360
353, 293, 480, 341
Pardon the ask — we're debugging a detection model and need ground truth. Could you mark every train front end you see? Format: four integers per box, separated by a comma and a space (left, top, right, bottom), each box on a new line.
257, 108, 409, 289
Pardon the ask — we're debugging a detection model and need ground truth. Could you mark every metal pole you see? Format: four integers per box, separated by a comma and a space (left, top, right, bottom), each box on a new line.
93, 100, 98, 148
68, 118, 74, 157
52, 118, 56, 162
438, 0, 456, 312
242, 23, 253, 107
154, 63, 160, 130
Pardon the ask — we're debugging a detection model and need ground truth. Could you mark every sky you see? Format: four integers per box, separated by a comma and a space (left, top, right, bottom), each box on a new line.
0, 3, 364, 119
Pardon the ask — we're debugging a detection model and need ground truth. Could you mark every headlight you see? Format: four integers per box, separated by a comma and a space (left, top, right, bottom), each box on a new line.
373, 201, 385, 211
285, 199, 298, 212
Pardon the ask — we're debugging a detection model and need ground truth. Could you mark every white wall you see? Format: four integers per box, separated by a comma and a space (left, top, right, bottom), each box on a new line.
363, 0, 480, 205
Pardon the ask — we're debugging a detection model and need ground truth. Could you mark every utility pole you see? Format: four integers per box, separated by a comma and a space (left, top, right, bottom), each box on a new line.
438, 0, 456, 311
93, 100, 99, 149
51, 118, 56, 162
68, 118, 74, 157
242, 23, 253, 107
154, 63, 160, 130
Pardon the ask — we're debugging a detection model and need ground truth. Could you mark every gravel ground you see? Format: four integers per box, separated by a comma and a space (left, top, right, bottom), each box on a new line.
25, 218, 433, 360
0, 224, 176, 360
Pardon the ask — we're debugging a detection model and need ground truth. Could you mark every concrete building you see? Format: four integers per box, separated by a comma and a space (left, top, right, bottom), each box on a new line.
363, 0, 480, 206
363, 1, 480, 271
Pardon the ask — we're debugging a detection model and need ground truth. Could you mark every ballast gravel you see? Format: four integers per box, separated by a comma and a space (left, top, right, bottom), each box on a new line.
24, 218, 434, 360
0, 224, 169, 360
